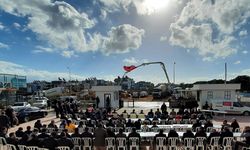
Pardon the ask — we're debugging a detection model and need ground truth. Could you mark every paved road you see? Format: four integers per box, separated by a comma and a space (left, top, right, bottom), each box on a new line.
8, 110, 60, 133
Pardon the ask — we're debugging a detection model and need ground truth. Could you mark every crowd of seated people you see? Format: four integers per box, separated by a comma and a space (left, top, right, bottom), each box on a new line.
0, 103, 249, 150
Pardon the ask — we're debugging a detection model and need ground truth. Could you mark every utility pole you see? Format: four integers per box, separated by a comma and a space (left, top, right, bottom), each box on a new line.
225, 62, 227, 85
173, 62, 176, 84
67, 66, 71, 94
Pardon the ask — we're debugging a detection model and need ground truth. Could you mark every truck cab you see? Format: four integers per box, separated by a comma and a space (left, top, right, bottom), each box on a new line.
213, 101, 250, 116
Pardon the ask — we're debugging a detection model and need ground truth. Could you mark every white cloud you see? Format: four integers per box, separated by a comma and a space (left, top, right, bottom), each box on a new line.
239, 30, 248, 37
99, 0, 181, 16
0, 42, 9, 49
123, 57, 138, 65
33, 45, 54, 53
242, 50, 248, 54
234, 60, 241, 65
102, 24, 145, 55
160, 36, 167, 42
26, 37, 31, 41
0, 0, 144, 56
61, 50, 77, 58
0, 60, 84, 81
0, 22, 4, 30
169, 0, 250, 60
0, 0, 95, 52
13, 22, 21, 29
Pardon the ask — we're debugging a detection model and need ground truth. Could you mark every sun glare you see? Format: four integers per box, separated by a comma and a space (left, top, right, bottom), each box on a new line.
143, 0, 169, 13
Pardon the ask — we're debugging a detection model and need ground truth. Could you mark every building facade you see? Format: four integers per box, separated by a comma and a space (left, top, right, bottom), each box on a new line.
190, 84, 241, 107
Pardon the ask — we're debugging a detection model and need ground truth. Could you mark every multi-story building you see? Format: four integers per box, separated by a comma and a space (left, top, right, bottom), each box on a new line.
0, 73, 27, 106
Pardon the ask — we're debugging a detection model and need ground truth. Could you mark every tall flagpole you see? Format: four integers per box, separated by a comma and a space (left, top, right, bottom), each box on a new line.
225, 62, 227, 85
173, 62, 176, 84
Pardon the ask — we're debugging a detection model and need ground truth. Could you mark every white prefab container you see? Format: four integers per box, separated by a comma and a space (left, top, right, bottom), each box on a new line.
190, 84, 241, 108
91, 86, 121, 108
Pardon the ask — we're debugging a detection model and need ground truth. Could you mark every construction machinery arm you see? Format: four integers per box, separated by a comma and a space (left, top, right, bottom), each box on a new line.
120, 61, 171, 84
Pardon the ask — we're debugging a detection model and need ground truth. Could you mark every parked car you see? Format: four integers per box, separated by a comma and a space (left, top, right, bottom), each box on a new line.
33, 100, 47, 109
212, 101, 250, 116
11, 102, 31, 112
17, 107, 48, 122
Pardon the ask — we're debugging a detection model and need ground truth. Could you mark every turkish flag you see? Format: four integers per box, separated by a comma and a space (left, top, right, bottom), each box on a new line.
123, 65, 137, 72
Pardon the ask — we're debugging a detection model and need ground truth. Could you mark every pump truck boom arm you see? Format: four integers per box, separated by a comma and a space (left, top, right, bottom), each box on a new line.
120, 61, 171, 85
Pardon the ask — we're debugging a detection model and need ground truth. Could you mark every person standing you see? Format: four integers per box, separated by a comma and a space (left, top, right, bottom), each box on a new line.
0, 111, 10, 130
5, 106, 14, 127
96, 96, 100, 108
94, 123, 107, 150
161, 102, 167, 113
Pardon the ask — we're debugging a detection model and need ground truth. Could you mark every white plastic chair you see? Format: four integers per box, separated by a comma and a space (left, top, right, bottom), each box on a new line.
208, 137, 220, 150
168, 137, 178, 150
47, 128, 55, 133
137, 114, 145, 119
130, 114, 137, 118
82, 138, 92, 150
105, 138, 116, 150
235, 128, 240, 132
196, 137, 206, 150
0, 137, 7, 145
18, 145, 27, 150
155, 137, 167, 150
89, 127, 95, 133
71, 137, 82, 150
57, 146, 70, 150
183, 138, 195, 150
162, 127, 171, 133
160, 120, 166, 125
7, 144, 16, 150
242, 147, 250, 150
26, 146, 39, 150
182, 119, 189, 124
141, 126, 149, 132
195, 127, 201, 132
151, 127, 159, 132
129, 137, 139, 150
206, 127, 214, 133
78, 128, 84, 134
116, 138, 126, 150
125, 127, 132, 132
115, 127, 124, 132
222, 137, 233, 150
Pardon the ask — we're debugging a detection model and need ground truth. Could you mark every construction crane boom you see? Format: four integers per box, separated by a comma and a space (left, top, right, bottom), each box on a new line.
120, 61, 171, 85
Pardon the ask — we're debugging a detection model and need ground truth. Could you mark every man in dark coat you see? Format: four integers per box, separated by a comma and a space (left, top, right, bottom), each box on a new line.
220, 127, 233, 145
40, 132, 58, 150
81, 127, 93, 138
154, 129, 166, 145
0, 112, 10, 129
207, 129, 220, 144
161, 102, 167, 113
94, 123, 107, 150
128, 128, 141, 142
57, 132, 74, 149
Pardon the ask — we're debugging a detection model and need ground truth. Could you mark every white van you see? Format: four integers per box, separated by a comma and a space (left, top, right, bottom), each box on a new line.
213, 101, 250, 116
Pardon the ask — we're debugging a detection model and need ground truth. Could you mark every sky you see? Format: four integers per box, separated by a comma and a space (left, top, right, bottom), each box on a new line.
0, 0, 250, 84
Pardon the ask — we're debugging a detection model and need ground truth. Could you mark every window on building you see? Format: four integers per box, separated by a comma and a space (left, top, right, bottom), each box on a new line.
224, 91, 231, 100
207, 91, 213, 99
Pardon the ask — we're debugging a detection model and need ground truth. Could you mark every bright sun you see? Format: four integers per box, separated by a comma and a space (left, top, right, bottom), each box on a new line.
143, 0, 169, 13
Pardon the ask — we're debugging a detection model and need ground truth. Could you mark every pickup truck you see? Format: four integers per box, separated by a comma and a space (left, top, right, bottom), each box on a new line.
213, 101, 250, 116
